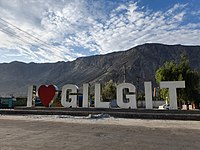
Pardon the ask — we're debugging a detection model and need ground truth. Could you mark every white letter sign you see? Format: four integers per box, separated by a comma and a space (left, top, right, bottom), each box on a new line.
160, 81, 185, 110
144, 82, 153, 109
95, 84, 110, 108
117, 83, 137, 109
61, 84, 78, 108
82, 83, 89, 108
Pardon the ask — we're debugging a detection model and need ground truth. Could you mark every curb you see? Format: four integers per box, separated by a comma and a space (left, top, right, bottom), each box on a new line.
0, 108, 200, 121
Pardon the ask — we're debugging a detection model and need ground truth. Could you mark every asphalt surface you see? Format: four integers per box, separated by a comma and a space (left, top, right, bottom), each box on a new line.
0, 116, 200, 150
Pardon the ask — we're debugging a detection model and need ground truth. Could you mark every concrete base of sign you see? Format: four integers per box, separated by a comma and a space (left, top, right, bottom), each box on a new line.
1, 107, 200, 121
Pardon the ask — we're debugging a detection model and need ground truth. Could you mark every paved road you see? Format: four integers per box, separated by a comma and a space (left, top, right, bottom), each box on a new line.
0, 117, 200, 150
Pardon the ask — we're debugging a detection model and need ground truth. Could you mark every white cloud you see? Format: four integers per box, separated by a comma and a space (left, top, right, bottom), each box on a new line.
0, 0, 199, 63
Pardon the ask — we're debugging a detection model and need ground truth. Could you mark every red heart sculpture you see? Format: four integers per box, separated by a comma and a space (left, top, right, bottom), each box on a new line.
38, 85, 56, 107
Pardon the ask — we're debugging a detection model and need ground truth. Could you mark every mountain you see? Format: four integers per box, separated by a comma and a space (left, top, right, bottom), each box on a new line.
0, 43, 200, 97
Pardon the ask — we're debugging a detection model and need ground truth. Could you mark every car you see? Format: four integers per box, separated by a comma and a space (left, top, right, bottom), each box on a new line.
35, 97, 43, 106
158, 104, 170, 110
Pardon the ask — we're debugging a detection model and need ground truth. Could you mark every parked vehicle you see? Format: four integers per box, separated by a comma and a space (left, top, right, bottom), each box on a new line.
0, 97, 16, 108
158, 104, 170, 110
35, 97, 43, 106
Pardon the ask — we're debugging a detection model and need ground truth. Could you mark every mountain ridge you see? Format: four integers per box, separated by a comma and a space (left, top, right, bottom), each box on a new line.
0, 43, 200, 97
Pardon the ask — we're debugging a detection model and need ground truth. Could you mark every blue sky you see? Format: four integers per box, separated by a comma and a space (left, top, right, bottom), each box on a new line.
0, 0, 200, 63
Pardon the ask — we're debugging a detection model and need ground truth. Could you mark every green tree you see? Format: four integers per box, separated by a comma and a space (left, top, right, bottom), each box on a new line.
155, 54, 200, 104
102, 80, 116, 101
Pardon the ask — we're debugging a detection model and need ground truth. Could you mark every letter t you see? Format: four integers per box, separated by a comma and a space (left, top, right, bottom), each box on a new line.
160, 81, 185, 110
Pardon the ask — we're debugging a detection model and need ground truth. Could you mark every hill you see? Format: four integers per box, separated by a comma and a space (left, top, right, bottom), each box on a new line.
0, 43, 200, 97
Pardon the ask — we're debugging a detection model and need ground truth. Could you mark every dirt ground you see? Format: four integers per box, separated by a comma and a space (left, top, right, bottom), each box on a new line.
0, 115, 200, 150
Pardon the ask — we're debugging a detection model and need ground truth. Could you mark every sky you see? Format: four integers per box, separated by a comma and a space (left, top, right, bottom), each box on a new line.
0, 0, 200, 63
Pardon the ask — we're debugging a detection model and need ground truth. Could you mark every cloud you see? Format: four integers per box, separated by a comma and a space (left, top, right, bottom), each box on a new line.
0, 0, 199, 63
86, 2, 198, 53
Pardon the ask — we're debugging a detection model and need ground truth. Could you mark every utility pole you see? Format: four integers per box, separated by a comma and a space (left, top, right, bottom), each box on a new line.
136, 76, 140, 97
123, 61, 128, 83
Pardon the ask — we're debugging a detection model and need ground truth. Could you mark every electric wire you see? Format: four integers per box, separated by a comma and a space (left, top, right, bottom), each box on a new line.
0, 17, 65, 54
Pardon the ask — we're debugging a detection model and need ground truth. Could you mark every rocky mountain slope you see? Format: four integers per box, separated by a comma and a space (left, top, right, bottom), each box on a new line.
0, 43, 200, 97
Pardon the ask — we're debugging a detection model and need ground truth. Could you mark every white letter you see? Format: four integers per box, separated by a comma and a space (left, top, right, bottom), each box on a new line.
27, 85, 36, 107
144, 82, 153, 109
61, 84, 78, 108
117, 83, 137, 109
82, 84, 89, 108
95, 84, 109, 108
160, 81, 185, 110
